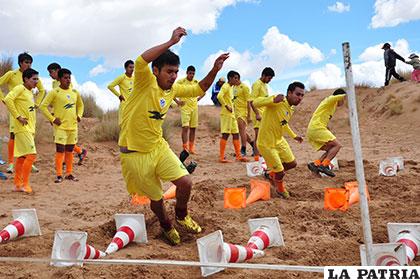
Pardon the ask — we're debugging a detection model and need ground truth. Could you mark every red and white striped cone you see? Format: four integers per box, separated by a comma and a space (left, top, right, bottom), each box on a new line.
359, 243, 408, 266
246, 225, 273, 250
395, 231, 419, 263
379, 159, 397, 176
0, 209, 41, 243
84, 244, 106, 259
105, 214, 147, 255
375, 254, 401, 266
223, 243, 264, 263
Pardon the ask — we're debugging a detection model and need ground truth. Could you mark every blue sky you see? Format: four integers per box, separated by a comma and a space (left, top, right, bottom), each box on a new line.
1, 0, 419, 110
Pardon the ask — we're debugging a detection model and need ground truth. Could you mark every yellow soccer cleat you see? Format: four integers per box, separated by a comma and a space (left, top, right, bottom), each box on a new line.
176, 215, 202, 233
163, 227, 181, 246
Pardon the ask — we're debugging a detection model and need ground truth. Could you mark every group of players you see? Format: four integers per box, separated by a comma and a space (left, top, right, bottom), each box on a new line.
0, 27, 345, 246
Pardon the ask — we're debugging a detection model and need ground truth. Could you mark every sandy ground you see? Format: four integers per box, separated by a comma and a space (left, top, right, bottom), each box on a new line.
0, 82, 419, 278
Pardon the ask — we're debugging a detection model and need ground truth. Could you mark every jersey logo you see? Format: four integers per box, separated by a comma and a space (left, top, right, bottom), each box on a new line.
148, 111, 165, 120
29, 106, 35, 112
64, 103, 75, 109
66, 94, 71, 99
159, 98, 166, 108
280, 119, 288, 126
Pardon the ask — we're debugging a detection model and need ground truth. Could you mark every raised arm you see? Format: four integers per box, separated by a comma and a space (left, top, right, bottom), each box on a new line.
198, 53, 229, 92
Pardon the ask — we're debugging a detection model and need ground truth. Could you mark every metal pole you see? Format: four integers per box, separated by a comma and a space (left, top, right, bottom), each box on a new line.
0, 257, 324, 273
342, 42, 374, 265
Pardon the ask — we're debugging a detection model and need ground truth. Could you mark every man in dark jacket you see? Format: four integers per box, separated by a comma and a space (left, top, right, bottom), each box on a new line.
382, 43, 406, 86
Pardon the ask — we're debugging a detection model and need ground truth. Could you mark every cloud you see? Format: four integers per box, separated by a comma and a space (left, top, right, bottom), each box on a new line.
371, 0, 420, 28
89, 64, 109, 77
0, 0, 241, 67
307, 39, 414, 89
328, 2, 351, 13
203, 26, 324, 80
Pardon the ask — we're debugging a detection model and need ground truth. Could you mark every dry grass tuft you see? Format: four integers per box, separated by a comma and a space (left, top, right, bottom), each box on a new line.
93, 110, 119, 142
35, 112, 53, 143
385, 94, 403, 115
82, 95, 104, 118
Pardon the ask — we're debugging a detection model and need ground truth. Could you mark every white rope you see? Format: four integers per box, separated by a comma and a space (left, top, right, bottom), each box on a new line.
0, 257, 324, 273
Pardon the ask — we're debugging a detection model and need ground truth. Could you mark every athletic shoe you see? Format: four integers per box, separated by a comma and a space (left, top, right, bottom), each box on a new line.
12, 186, 23, 192
276, 189, 290, 199
6, 163, 14, 174
219, 158, 232, 163
31, 165, 39, 173
0, 172, 7, 180
65, 174, 79, 181
318, 165, 336, 177
0, 159, 5, 165
236, 156, 249, 162
176, 215, 202, 233
307, 162, 320, 175
23, 185, 33, 194
54, 176, 64, 183
77, 149, 88, 165
240, 146, 246, 157
163, 227, 181, 246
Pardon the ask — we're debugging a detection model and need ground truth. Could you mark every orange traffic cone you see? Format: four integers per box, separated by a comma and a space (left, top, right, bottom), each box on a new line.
105, 214, 147, 254
223, 242, 264, 263
224, 188, 246, 208
324, 188, 349, 211
131, 194, 150, 205
0, 209, 41, 243
344, 181, 370, 206
163, 185, 176, 200
245, 179, 270, 206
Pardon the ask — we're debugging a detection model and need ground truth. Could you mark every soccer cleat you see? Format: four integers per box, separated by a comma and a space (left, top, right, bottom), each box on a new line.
31, 165, 39, 173
6, 163, 14, 174
65, 174, 79, 181
23, 185, 33, 194
318, 165, 336, 177
276, 189, 290, 199
0, 159, 5, 165
163, 227, 181, 246
240, 146, 246, 157
236, 156, 249, 162
307, 162, 320, 175
77, 149, 88, 165
0, 172, 7, 180
219, 157, 232, 163
176, 215, 202, 234
54, 176, 64, 183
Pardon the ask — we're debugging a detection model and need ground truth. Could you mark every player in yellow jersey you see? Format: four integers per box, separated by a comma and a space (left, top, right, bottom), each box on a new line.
40, 69, 84, 183
233, 79, 254, 157
47, 63, 88, 165
217, 71, 249, 163
107, 60, 134, 124
0, 52, 45, 174
173, 65, 202, 153
4, 69, 40, 193
306, 89, 346, 177
252, 81, 305, 198
250, 67, 275, 161
118, 27, 229, 245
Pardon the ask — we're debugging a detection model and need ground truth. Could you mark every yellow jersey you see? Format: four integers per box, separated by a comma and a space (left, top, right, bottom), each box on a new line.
217, 82, 235, 117
233, 82, 251, 117
107, 73, 134, 100
253, 96, 297, 148
175, 77, 199, 112
4, 84, 36, 134
118, 55, 204, 153
251, 79, 268, 116
40, 87, 84, 130
308, 95, 345, 129
0, 69, 45, 105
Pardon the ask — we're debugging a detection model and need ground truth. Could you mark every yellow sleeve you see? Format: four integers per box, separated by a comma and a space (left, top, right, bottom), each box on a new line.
217, 85, 228, 106
284, 124, 297, 139
40, 90, 56, 122
174, 83, 204, 98
244, 85, 251, 101
253, 96, 276, 108
4, 86, 24, 119
107, 75, 124, 97
134, 55, 154, 93
0, 71, 13, 101
326, 94, 345, 105
76, 91, 84, 118
35, 79, 46, 107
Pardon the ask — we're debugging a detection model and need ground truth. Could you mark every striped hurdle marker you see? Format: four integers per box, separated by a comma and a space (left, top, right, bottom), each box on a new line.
223, 243, 264, 263
247, 217, 284, 250
0, 209, 41, 243
359, 243, 408, 266
388, 223, 420, 263
105, 214, 147, 255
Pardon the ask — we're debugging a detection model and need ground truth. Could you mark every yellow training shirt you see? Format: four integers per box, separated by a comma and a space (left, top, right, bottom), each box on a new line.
251, 79, 268, 116
0, 69, 45, 105
175, 77, 199, 112
107, 73, 134, 100
308, 95, 345, 129
118, 55, 204, 153
40, 87, 84, 130
253, 96, 297, 148
4, 84, 36, 134
233, 82, 251, 117
217, 83, 235, 117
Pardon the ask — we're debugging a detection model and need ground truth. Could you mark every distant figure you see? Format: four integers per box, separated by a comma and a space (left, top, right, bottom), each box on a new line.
382, 43, 406, 86
211, 77, 225, 106
405, 53, 420, 82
